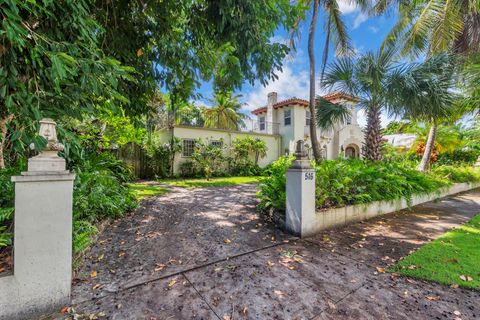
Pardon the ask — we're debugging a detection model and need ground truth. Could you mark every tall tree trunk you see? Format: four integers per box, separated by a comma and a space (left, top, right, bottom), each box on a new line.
0, 114, 14, 169
417, 121, 437, 172
308, 0, 323, 162
362, 106, 383, 161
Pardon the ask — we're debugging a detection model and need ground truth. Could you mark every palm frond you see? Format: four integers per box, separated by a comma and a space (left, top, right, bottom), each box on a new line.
315, 96, 352, 131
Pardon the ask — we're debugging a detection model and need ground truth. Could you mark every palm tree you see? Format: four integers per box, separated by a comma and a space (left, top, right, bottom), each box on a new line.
321, 48, 399, 161
291, 0, 366, 162
202, 92, 248, 130
388, 53, 459, 171
376, 0, 480, 56
315, 96, 352, 131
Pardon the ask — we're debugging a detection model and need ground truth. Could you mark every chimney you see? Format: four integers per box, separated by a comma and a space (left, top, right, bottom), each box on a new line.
266, 92, 277, 134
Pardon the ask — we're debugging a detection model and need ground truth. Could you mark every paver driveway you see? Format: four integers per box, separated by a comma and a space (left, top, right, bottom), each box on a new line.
63, 184, 480, 320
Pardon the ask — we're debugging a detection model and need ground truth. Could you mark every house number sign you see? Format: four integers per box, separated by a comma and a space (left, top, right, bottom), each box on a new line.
304, 172, 314, 180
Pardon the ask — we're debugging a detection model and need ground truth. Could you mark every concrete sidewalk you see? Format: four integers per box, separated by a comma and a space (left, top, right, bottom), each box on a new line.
61, 186, 480, 319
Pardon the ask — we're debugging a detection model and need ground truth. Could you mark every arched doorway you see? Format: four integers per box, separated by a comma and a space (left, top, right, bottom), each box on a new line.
345, 144, 359, 159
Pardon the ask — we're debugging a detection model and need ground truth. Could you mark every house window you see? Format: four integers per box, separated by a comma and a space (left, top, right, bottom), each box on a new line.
306, 110, 311, 126
346, 114, 352, 125
259, 116, 266, 131
284, 109, 291, 126
182, 139, 195, 157
210, 140, 223, 149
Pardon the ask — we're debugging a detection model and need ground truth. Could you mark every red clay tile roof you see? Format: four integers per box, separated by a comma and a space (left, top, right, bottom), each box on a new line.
251, 92, 358, 115
322, 92, 359, 103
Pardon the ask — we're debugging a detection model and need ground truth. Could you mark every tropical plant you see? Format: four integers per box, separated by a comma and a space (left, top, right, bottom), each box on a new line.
258, 157, 463, 215
144, 136, 182, 178
203, 92, 248, 130
191, 139, 225, 180
388, 53, 459, 171
96, 0, 305, 113
232, 137, 268, 165
315, 96, 353, 131
376, 0, 480, 56
291, 0, 364, 162
321, 48, 400, 160
0, 1, 135, 169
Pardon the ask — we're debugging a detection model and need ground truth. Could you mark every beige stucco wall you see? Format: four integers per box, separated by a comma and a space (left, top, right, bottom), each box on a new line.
165, 126, 281, 174
269, 99, 364, 160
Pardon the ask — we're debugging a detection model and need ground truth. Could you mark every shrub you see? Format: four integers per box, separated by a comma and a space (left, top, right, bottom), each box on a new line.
258, 157, 450, 213
144, 136, 182, 178
436, 149, 478, 166
432, 165, 480, 183
191, 139, 225, 180
257, 156, 294, 214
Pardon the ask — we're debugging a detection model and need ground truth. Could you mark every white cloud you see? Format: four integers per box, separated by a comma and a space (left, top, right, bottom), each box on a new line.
337, 0, 369, 29
353, 12, 369, 29
337, 0, 359, 14
368, 26, 379, 33
243, 65, 310, 111
243, 48, 329, 113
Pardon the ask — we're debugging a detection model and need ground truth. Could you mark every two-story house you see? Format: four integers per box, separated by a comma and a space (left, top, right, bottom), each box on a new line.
251, 92, 364, 159
158, 91, 364, 173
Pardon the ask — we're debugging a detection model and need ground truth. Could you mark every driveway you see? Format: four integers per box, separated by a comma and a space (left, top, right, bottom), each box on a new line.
63, 184, 480, 319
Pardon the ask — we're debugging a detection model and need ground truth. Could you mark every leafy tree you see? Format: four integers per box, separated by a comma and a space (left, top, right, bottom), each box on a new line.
388, 53, 459, 171
321, 48, 400, 161
0, 0, 134, 168
95, 0, 305, 109
203, 92, 248, 130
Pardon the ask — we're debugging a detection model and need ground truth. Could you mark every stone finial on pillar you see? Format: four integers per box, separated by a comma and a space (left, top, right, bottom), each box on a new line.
1, 118, 75, 319
285, 140, 316, 237
28, 118, 67, 172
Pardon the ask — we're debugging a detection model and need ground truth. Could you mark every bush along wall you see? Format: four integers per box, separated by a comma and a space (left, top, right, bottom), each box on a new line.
258, 157, 480, 220
0, 152, 138, 258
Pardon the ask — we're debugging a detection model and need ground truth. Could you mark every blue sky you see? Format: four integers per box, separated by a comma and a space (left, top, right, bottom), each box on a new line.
196, 1, 399, 127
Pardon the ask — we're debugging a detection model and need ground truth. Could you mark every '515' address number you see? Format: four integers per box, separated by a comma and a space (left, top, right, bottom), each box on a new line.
304, 172, 314, 180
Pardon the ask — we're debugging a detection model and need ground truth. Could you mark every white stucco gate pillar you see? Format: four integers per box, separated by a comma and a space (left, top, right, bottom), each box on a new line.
0, 119, 75, 320
285, 140, 316, 237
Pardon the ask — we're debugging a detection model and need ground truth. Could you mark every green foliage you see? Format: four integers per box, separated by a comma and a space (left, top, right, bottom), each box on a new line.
0, 0, 134, 165
203, 92, 248, 130
0, 208, 14, 248
69, 152, 137, 252
258, 157, 455, 213
144, 135, 181, 178
230, 136, 268, 175
436, 149, 478, 166
96, 0, 304, 106
315, 159, 448, 209
191, 139, 225, 180
391, 214, 480, 290
73, 154, 137, 224
72, 220, 98, 254
432, 166, 480, 183
257, 156, 294, 212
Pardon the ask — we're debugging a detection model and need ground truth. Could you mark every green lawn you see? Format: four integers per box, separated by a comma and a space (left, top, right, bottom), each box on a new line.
390, 214, 480, 290
128, 183, 170, 200
158, 176, 261, 188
